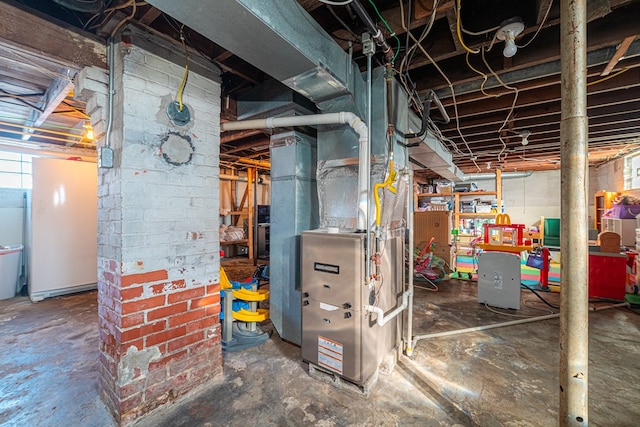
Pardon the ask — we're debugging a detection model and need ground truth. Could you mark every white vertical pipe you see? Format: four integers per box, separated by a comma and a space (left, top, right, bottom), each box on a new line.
560, 0, 589, 425
406, 170, 415, 356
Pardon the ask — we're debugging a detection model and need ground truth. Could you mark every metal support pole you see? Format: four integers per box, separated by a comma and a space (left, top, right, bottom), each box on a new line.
222, 289, 234, 344
364, 33, 374, 284
560, 0, 589, 425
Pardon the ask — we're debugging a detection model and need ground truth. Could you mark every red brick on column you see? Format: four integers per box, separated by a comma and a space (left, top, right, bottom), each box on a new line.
98, 266, 222, 426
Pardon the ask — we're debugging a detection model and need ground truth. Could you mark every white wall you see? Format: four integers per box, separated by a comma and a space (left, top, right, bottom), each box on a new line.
0, 188, 26, 246
473, 170, 562, 227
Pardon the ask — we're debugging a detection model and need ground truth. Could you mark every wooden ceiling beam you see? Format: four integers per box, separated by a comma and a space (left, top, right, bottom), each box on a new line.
439, 96, 640, 132
438, 68, 640, 119
221, 129, 266, 143
221, 138, 271, 155
0, 0, 106, 69
139, 7, 163, 25
601, 35, 637, 76
22, 76, 74, 140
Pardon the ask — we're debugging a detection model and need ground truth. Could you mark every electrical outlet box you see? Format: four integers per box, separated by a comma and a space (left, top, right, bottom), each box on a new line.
100, 147, 114, 168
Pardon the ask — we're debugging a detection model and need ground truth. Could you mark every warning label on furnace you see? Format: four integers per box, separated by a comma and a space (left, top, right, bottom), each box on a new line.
318, 336, 343, 375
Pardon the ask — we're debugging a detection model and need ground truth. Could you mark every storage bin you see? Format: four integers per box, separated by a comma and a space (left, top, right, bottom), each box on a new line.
0, 245, 23, 300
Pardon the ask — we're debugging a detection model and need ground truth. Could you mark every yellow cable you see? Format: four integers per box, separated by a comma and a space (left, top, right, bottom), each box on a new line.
374, 160, 397, 227
177, 25, 190, 111
456, 0, 479, 54
587, 68, 629, 87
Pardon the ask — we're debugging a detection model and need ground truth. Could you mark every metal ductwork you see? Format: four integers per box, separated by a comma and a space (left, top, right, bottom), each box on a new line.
147, 0, 460, 178
407, 113, 464, 182
146, 0, 363, 110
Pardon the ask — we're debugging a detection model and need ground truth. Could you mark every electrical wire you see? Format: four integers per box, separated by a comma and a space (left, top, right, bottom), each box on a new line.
110, 0, 138, 38
587, 68, 629, 87
461, 24, 500, 36
397, 0, 439, 112
367, 0, 401, 63
409, 38, 474, 159
523, 298, 556, 314
465, 52, 500, 98
176, 25, 190, 112
484, 303, 539, 318
455, 0, 479, 54
521, 283, 560, 309
481, 46, 519, 163
318, 0, 354, 5
327, 5, 360, 42
516, 0, 553, 49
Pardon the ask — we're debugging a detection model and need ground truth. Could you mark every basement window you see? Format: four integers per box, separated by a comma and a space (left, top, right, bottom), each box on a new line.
0, 151, 32, 189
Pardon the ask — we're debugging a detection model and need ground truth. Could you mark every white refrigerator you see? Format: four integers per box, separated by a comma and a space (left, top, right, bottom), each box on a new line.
29, 158, 98, 301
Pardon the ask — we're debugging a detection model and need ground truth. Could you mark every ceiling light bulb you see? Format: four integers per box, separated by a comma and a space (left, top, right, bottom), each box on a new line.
503, 33, 518, 58
496, 19, 525, 58
83, 121, 94, 140
521, 136, 529, 146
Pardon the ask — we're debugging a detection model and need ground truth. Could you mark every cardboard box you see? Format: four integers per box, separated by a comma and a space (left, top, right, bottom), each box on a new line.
414, 211, 451, 245
431, 242, 453, 265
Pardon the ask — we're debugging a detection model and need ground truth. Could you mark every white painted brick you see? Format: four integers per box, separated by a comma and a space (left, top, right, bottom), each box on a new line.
123, 62, 170, 88
122, 234, 146, 248
109, 232, 122, 247
122, 221, 145, 235
142, 208, 187, 222
144, 233, 175, 246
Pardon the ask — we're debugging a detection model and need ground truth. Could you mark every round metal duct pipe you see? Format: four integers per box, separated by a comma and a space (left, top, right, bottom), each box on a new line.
461, 171, 533, 181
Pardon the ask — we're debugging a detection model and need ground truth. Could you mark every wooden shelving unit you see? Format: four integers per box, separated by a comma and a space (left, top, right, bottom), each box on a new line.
219, 168, 257, 261
594, 190, 617, 232
453, 170, 502, 229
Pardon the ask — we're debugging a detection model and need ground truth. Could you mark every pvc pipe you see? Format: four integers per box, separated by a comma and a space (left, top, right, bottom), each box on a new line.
222, 112, 369, 231
411, 302, 628, 346
406, 170, 415, 357
364, 289, 413, 327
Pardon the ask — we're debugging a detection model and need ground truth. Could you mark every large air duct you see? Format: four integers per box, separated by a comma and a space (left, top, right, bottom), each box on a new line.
146, 0, 459, 177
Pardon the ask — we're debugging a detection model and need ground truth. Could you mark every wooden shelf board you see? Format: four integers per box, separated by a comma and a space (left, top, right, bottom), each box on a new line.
455, 191, 497, 196
220, 239, 248, 245
456, 213, 497, 217
416, 193, 450, 197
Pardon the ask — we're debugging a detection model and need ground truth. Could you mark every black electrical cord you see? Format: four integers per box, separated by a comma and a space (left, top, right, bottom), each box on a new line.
521, 283, 560, 309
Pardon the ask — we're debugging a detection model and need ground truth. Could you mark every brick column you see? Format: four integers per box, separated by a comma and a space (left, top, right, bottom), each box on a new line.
77, 28, 222, 426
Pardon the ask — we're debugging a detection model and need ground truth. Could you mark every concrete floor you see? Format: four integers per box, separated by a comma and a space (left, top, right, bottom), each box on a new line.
2, 275, 640, 426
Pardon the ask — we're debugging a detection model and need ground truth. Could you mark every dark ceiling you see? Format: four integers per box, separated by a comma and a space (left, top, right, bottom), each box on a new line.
1, 0, 639, 180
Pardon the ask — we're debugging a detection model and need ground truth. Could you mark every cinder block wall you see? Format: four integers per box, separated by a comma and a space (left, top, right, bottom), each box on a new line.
77, 27, 222, 425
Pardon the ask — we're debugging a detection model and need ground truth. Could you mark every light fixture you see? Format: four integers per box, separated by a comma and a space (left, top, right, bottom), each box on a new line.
506, 128, 531, 145
496, 18, 525, 58
82, 121, 94, 141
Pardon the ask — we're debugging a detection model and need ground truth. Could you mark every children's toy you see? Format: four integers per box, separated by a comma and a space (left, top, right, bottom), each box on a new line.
220, 266, 270, 351
414, 237, 451, 286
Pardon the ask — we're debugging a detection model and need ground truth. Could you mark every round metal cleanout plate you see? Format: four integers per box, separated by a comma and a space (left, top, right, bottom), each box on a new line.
166, 101, 191, 126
